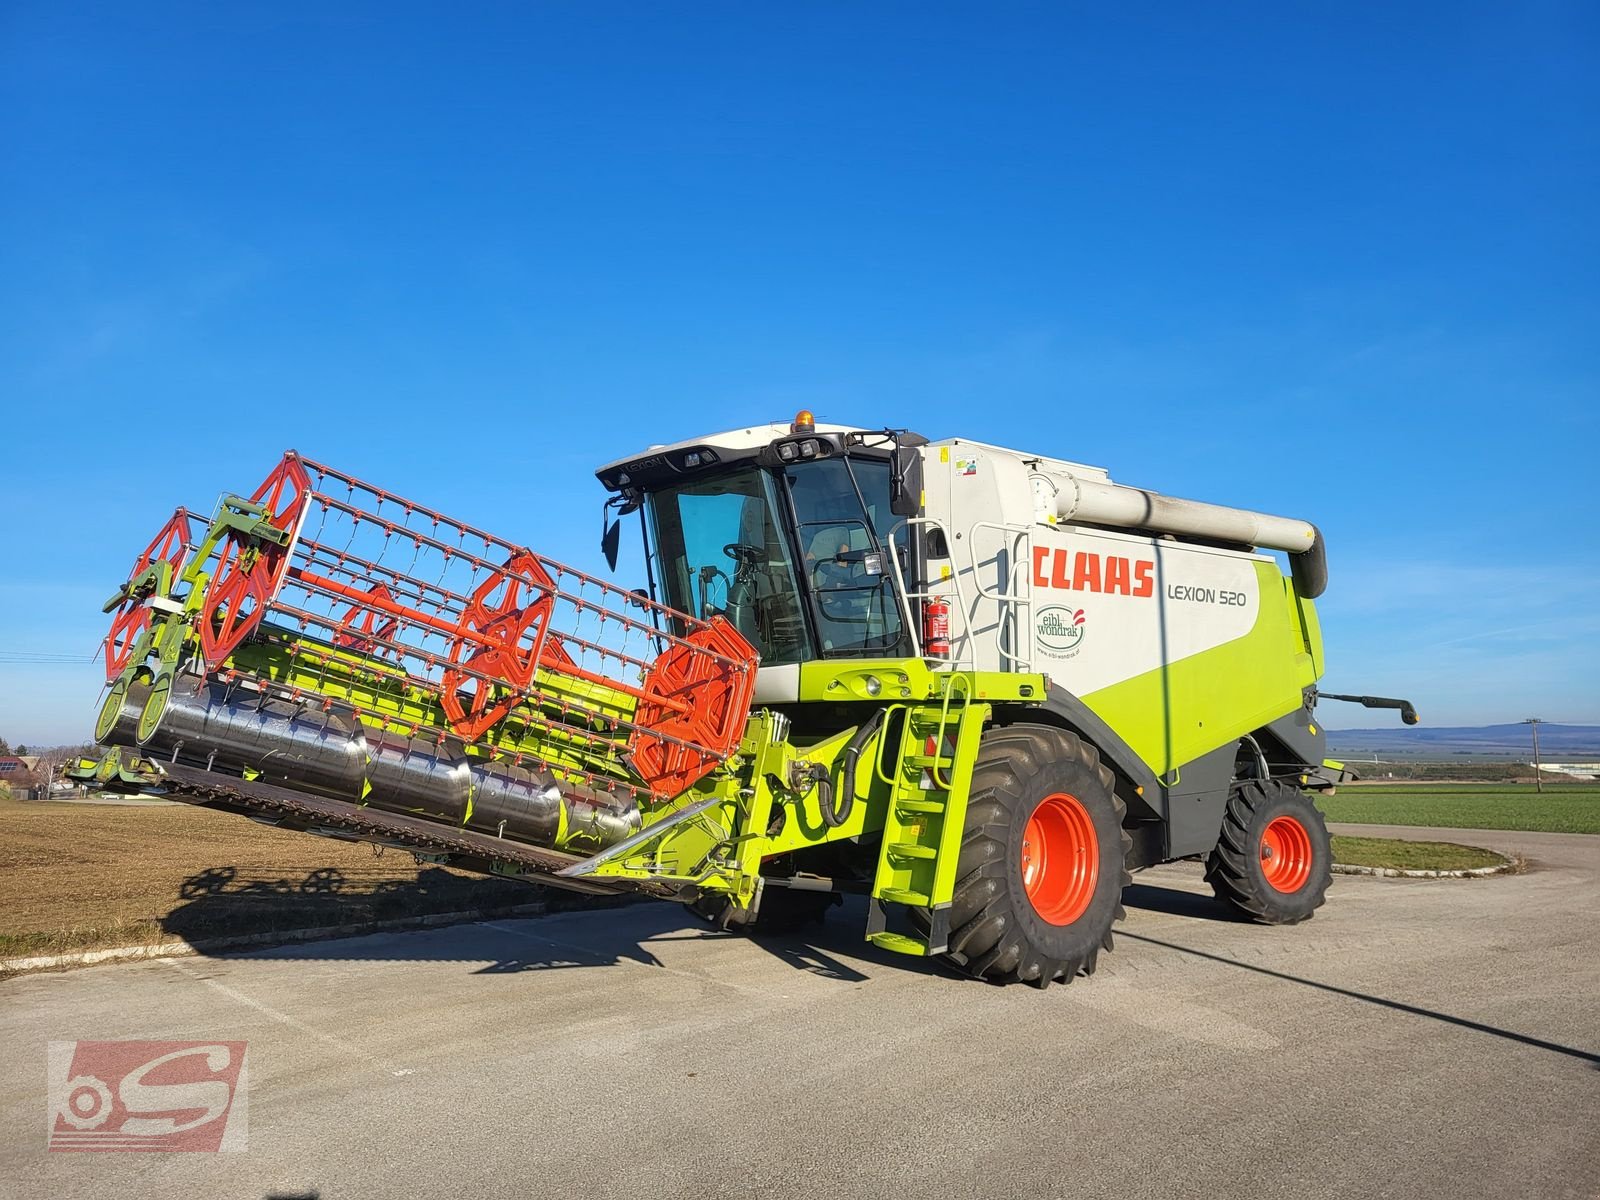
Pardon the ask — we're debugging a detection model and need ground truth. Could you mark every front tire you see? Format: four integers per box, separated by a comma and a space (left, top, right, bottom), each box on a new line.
1205, 779, 1332, 924
938, 724, 1132, 987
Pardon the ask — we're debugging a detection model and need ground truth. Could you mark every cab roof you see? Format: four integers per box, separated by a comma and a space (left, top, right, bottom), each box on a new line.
595, 421, 864, 479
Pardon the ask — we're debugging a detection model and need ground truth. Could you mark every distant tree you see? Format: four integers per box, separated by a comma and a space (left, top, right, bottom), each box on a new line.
33, 743, 99, 781
0, 736, 9, 754
15, 744, 28, 756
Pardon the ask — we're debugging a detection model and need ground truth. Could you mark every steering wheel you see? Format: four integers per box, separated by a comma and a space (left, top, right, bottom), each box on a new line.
723, 542, 764, 567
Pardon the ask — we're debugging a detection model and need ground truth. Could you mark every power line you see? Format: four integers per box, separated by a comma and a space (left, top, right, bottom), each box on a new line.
0, 650, 99, 664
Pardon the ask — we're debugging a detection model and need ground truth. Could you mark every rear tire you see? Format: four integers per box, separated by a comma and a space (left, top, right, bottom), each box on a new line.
935, 724, 1132, 987
1205, 779, 1332, 924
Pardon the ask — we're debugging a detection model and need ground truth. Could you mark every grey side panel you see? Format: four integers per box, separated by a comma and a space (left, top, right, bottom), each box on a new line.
1150, 703, 1321, 860
999, 686, 1163, 825
1259, 705, 1328, 773
753, 664, 801, 705
1162, 741, 1238, 859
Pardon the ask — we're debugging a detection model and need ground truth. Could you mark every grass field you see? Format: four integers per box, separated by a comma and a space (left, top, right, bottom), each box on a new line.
0, 795, 583, 959
1328, 835, 1508, 872
1317, 784, 1600, 835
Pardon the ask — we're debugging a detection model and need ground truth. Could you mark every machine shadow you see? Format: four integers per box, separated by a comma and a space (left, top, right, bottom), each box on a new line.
455, 894, 958, 982
159, 864, 631, 959
1121, 881, 1240, 923
1120, 931, 1600, 1067
752, 894, 961, 982
163, 867, 954, 983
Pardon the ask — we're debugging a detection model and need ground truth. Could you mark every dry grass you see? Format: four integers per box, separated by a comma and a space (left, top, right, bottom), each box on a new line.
0, 794, 565, 959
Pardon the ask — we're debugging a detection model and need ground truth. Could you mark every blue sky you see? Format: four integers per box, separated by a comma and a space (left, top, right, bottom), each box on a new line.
1, 2, 1595, 744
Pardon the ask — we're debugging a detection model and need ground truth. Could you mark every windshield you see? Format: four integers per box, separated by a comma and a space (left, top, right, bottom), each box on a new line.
645, 467, 808, 664
785, 457, 907, 656
645, 457, 908, 664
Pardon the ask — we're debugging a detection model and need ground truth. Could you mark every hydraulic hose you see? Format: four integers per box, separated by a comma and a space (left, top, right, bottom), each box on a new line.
818, 707, 888, 828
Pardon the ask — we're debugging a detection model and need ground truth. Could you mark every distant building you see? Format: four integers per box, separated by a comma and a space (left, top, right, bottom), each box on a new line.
0, 755, 45, 800
1541, 763, 1600, 780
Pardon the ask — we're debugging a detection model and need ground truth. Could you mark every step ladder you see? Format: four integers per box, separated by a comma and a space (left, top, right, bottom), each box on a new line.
865, 677, 986, 956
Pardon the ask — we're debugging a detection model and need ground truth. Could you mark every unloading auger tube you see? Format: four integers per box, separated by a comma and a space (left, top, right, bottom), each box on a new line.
1035, 467, 1329, 597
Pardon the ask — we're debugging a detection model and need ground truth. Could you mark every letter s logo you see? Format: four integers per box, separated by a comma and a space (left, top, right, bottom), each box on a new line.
118, 1046, 234, 1135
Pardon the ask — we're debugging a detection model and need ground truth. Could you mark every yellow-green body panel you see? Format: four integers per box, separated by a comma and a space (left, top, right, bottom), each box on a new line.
1080, 562, 1321, 777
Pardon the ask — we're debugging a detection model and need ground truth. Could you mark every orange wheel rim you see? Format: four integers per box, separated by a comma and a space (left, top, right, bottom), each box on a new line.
1260, 815, 1314, 893
1020, 792, 1099, 925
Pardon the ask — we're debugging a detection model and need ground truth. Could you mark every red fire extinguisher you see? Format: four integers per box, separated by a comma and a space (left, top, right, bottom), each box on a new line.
923, 596, 951, 659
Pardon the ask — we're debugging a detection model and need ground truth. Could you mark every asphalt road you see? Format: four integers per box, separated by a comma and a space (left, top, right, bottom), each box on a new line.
3, 825, 1596, 1200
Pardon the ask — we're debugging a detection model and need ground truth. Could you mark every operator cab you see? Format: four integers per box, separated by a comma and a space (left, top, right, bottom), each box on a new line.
596, 412, 926, 670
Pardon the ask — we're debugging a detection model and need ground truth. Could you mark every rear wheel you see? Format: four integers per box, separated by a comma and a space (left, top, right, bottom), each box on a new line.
935, 724, 1132, 987
1205, 779, 1332, 923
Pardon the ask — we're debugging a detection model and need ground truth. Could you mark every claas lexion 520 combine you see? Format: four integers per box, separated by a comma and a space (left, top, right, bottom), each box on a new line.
73, 413, 1417, 987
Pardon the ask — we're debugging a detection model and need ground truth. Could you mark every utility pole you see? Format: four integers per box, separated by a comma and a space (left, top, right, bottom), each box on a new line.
1523, 718, 1544, 793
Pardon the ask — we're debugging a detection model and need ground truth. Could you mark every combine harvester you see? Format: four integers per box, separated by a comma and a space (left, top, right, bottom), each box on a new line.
74, 414, 1415, 986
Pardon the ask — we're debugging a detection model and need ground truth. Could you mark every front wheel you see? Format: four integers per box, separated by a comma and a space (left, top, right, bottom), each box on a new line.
935, 724, 1132, 988
1205, 779, 1333, 924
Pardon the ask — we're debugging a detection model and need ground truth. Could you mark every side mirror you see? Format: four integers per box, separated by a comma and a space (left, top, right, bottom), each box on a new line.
600, 520, 621, 572
600, 491, 641, 572
890, 445, 922, 517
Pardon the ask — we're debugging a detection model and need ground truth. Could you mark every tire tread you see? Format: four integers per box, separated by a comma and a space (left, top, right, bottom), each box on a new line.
1204, 779, 1332, 924
940, 724, 1133, 985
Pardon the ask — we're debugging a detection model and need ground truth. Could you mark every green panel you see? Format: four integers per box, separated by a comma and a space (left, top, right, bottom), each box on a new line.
1286, 576, 1325, 679
1083, 561, 1317, 777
